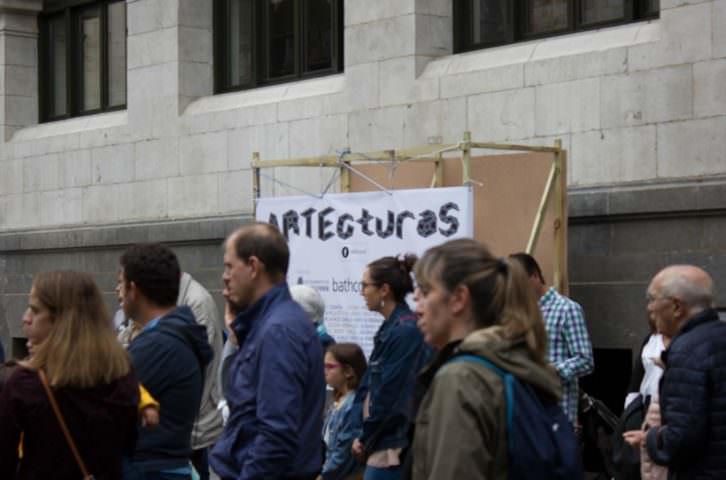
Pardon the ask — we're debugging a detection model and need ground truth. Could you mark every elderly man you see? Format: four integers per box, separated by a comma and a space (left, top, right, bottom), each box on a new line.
210, 223, 325, 480
626, 265, 726, 479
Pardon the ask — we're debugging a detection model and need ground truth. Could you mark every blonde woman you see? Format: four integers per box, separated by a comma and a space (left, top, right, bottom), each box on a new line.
411, 239, 562, 480
0, 271, 139, 479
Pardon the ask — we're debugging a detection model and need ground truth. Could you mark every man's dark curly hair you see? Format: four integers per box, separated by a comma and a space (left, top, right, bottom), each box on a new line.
120, 243, 180, 307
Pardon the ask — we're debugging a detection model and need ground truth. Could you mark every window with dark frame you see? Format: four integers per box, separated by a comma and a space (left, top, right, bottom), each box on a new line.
214, 0, 343, 94
454, 0, 659, 53
39, 0, 127, 123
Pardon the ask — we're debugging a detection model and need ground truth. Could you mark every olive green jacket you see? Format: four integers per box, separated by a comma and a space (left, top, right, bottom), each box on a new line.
412, 328, 562, 480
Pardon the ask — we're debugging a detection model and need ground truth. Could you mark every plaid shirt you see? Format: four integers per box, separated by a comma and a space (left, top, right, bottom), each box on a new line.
539, 287, 594, 425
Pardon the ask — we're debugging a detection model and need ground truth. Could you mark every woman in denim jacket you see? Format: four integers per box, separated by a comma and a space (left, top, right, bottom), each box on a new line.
322, 343, 367, 479
351, 255, 431, 480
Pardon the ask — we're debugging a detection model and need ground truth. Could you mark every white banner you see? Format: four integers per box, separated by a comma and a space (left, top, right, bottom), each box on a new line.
255, 186, 474, 356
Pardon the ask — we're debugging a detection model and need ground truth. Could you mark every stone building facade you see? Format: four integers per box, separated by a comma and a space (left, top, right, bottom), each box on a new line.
0, 0, 725, 396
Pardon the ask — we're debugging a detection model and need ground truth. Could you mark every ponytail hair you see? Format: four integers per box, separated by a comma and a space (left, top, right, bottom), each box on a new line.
415, 239, 547, 365
367, 253, 418, 303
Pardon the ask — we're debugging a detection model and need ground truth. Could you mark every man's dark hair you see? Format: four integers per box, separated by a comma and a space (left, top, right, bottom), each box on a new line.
509, 252, 545, 283
232, 223, 289, 281
121, 243, 180, 307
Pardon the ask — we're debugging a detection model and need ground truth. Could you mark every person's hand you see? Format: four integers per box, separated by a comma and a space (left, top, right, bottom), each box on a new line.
224, 300, 238, 346
351, 438, 365, 462
645, 400, 661, 427
141, 405, 160, 428
623, 430, 646, 449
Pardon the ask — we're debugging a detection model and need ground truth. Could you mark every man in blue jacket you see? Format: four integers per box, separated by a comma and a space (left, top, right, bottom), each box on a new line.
119, 243, 213, 480
210, 223, 325, 480
635, 265, 726, 479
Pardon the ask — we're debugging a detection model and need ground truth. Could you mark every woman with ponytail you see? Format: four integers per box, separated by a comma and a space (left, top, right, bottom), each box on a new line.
351, 254, 431, 480
411, 239, 561, 480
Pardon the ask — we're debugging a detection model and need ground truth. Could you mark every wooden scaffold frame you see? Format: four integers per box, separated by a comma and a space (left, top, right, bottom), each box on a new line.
251, 131, 569, 293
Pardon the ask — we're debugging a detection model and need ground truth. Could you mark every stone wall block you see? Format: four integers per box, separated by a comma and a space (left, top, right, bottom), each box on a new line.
22, 154, 60, 192
227, 123, 288, 171
41, 188, 83, 226
127, 28, 178, 70
219, 169, 253, 214
3, 36, 36, 67
178, 26, 213, 64
378, 56, 439, 106
441, 64, 524, 99
127, 0, 178, 36
4, 66, 36, 97
415, 13, 451, 58
135, 137, 181, 180
83, 185, 119, 223
402, 98, 466, 146
116, 179, 169, 220
179, 61, 214, 99
180, 131, 228, 176
59, 150, 93, 188
571, 126, 657, 186
348, 106, 406, 151
525, 48, 627, 86
657, 116, 726, 178
628, 3, 711, 71
693, 59, 726, 118
345, 0, 414, 26
168, 174, 219, 217
468, 88, 536, 141
91, 143, 135, 184
178, 0, 213, 29
5, 192, 39, 228
536, 78, 600, 136
715, 0, 726, 59
0, 159, 23, 195
600, 65, 692, 129
345, 16, 415, 66
289, 114, 348, 158
278, 91, 348, 123
343, 62, 380, 111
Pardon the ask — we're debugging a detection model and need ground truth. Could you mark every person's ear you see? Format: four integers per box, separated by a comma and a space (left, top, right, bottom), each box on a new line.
449, 284, 470, 316
247, 256, 263, 279
379, 282, 392, 300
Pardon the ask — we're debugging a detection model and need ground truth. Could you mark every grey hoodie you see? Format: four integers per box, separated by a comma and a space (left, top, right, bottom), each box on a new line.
177, 272, 224, 450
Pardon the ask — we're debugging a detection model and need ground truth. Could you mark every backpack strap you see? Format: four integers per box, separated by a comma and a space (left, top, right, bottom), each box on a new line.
446, 354, 515, 449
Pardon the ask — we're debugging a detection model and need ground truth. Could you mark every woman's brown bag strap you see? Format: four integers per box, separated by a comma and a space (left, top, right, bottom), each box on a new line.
38, 369, 94, 480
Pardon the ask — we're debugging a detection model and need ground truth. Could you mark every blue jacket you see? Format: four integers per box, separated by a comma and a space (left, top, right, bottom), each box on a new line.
645, 308, 726, 479
128, 306, 212, 472
210, 283, 326, 480
353, 303, 431, 454
322, 393, 359, 479
0, 341, 4, 362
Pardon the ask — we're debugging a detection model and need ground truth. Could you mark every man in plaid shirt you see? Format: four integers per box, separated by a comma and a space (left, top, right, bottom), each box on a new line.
511, 253, 594, 426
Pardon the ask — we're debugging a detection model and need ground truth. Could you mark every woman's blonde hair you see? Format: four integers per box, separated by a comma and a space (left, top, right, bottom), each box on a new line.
25, 271, 131, 387
415, 239, 547, 364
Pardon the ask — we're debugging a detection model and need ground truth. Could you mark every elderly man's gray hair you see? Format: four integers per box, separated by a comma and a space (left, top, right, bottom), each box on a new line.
290, 284, 325, 325
659, 267, 714, 311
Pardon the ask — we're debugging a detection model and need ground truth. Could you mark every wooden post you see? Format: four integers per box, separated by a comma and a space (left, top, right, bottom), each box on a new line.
340, 160, 351, 192
552, 140, 568, 295
433, 152, 444, 188
526, 161, 558, 255
252, 152, 261, 217
462, 131, 472, 185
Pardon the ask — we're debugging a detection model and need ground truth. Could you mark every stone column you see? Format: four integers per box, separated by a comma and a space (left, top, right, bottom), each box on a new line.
0, 0, 42, 142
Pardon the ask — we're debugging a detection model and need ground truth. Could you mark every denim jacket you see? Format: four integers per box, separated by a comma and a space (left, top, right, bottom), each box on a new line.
353, 302, 431, 454
322, 392, 360, 479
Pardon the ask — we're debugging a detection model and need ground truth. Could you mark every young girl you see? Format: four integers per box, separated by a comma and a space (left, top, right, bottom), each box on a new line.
322, 343, 367, 480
